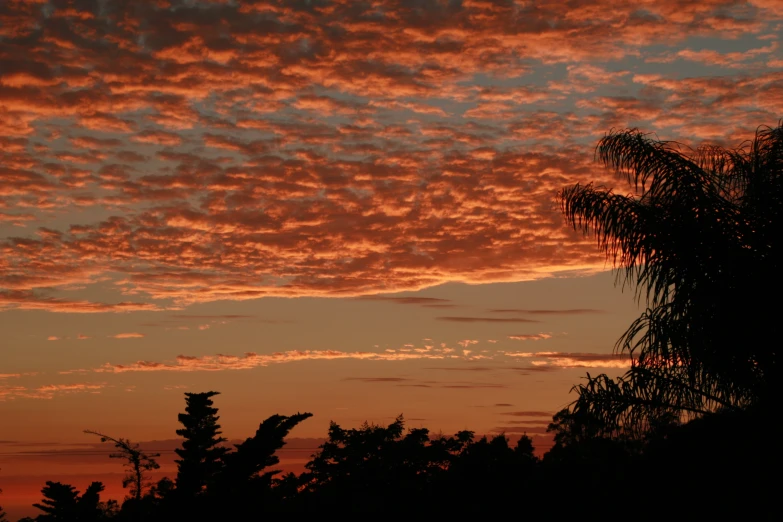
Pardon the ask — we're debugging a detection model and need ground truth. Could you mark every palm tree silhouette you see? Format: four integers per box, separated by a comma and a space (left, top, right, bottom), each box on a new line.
559, 122, 782, 436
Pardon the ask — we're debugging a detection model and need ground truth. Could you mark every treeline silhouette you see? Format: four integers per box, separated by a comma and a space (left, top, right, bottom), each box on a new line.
7, 393, 777, 520
3, 123, 780, 519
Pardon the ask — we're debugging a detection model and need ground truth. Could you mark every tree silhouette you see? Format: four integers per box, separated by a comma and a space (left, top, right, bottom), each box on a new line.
514, 433, 536, 460
75, 482, 117, 521
174, 391, 229, 498
83, 430, 160, 501
209, 412, 313, 517
301, 415, 436, 510
31, 481, 114, 522
32, 482, 79, 521
218, 412, 313, 487
147, 476, 175, 500
545, 407, 616, 446
559, 123, 782, 435
440, 432, 538, 510
300, 416, 540, 512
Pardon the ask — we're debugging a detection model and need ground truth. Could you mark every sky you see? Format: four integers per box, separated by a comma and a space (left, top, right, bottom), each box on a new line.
1, 0, 782, 516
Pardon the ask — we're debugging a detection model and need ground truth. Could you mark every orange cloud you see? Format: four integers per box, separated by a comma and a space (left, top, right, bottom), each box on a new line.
0, 382, 106, 401
0, 0, 779, 312
131, 130, 184, 146
507, 334, 552, 341
504, 351, 633, 369
110, 332, 145, 339
96, 347, 454, 373
438, 317, 541, 323
0, 292, 163, 313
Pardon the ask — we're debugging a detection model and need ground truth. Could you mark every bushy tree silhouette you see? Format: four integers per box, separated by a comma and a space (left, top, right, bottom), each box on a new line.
300, 416, 539, 513
559, 123, 783, 435
208, 412, 312, 517
31, 481, 115, 522
441, 432, 538, 511
301, 416, 439, 510
220, 412, 313, 486
302, 415, 449, 509
32, 482, 79, 521
76, 482, 117, 521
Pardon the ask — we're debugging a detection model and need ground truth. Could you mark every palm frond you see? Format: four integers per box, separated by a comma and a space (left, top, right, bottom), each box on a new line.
558, 122, 783, 438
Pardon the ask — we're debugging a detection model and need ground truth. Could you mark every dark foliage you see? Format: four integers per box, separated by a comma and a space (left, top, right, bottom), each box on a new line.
30, 481, 116, 522
18, 391, 777, 520
204, 412, 313, 518
559, 122, 782, 435
298, 415, 538, 513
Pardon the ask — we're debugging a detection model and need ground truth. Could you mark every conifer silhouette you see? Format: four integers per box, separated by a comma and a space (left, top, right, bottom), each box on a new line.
174, 391, 229, 497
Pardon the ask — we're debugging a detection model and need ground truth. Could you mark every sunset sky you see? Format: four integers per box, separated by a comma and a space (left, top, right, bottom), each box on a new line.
1, 0, 781, 516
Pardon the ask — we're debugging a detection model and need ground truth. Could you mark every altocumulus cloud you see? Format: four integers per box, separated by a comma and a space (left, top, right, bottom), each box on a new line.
0, 1, 779, 312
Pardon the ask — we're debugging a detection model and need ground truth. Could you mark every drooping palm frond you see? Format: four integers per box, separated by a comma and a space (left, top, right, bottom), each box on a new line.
559, 122, 783, 438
